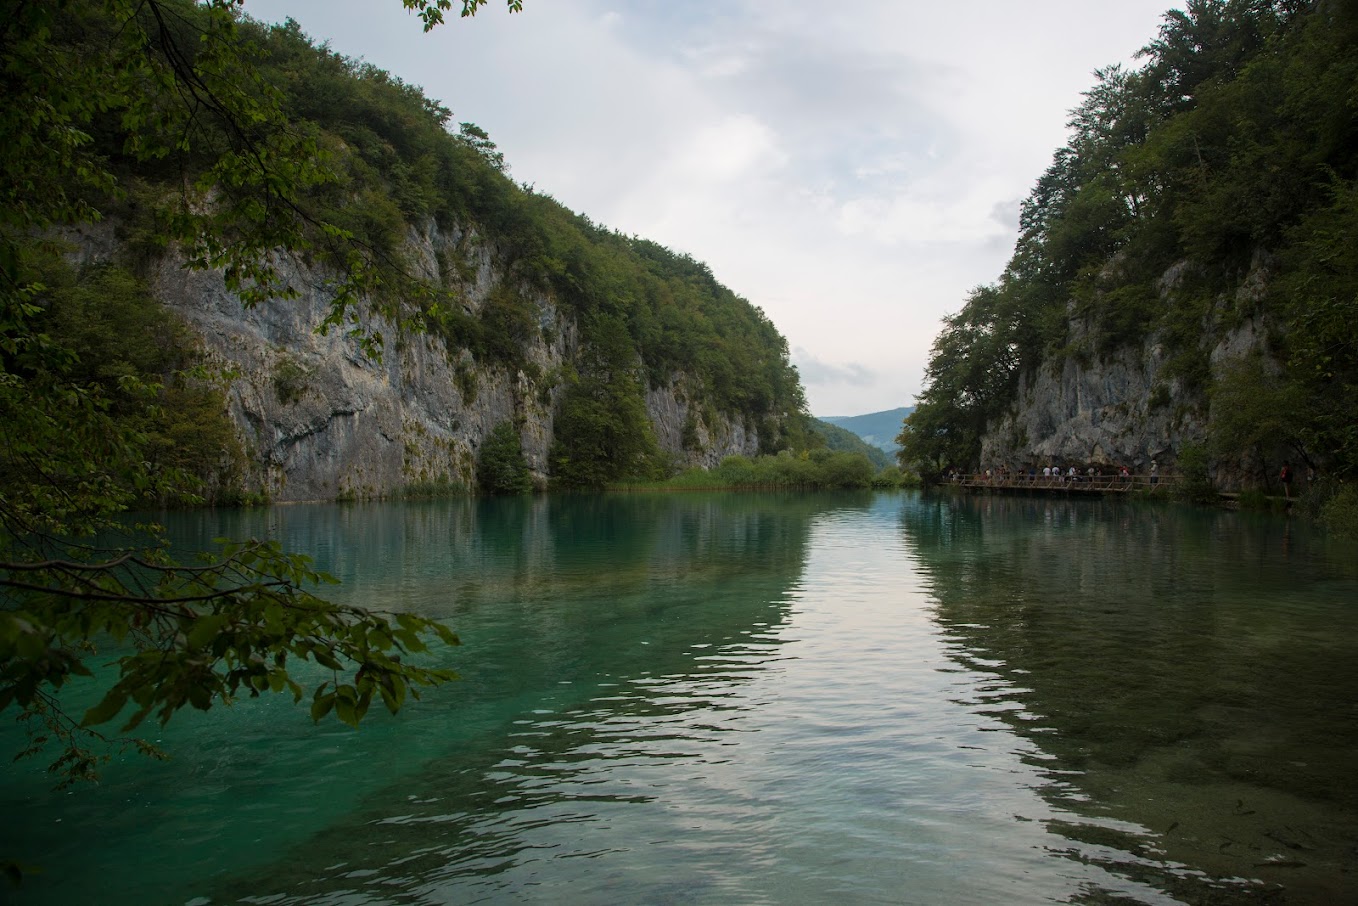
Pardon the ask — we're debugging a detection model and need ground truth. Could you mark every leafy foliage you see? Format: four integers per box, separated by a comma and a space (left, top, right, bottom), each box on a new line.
550, 315, 662, 487
809, 419, 892, 469
903, 0, 1358, 483
1320, 485, 1358, 539
247, 12, 806, 478
652, 450, 880, 491
1208, 355, 1308, 474
896, 285, 1033, 477
2, 0, 810, 794
25, 254, 250, 500
0, 0, 521, 789
1274, 176, 1358, 472
1, 538, 459, 786
477, 422, 533, 494
1174, 442, 1218, 504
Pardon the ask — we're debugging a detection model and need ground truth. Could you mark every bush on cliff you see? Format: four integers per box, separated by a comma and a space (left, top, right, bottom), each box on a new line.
478, 422, 533, 495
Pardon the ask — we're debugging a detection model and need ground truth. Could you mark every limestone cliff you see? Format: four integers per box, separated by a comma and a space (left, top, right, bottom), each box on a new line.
978, 257, 1276, 489
134, 222, 766, 501
898, 3, 1358, 491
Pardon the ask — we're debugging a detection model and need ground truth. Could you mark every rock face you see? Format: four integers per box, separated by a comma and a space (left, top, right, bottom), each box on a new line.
980, 333, 1196, 474
979, 257, 1275, 489
141, 223, 764, 501
646, 380, 760, 471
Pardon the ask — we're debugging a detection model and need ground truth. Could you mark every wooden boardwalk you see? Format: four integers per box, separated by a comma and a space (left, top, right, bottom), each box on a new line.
949, 473, 1177, 495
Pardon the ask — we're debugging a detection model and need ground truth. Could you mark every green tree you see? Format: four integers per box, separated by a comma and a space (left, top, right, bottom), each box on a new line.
550, 314, 661, 487
478, 422, 533, 494
0, 0, 520, 795
896, 285, 1026, 478
1274, 176, 1358, 476
1208, 356, 1310, 475
457, 122, 507, 172
906, 0, 1358, 487
1174, 442, 1218, 504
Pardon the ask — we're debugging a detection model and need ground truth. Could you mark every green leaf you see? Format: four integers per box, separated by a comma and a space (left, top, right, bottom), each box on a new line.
334, 695, 359, 728
310, 692, 335, 723
188, 683, 213, 711
80, 689, 128, 728
120, 704, 154, 734
431, 622, 461, 646
379, 677, 406, 715
187, 613, 229, 650
314, 649, 343, 671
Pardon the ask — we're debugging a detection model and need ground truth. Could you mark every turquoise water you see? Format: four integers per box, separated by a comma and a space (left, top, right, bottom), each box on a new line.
3, 491, 1356, 904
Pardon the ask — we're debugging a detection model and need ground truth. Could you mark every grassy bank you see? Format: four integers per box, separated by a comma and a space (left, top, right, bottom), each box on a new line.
610, 451, 919, 492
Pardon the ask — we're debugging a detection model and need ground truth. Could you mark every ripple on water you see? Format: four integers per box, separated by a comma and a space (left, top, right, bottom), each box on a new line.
5, 493, 1356, 905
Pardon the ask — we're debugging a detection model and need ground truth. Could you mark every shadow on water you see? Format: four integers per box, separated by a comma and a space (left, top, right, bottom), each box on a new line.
898, 491, 1358, 905
3, 492, 867, 905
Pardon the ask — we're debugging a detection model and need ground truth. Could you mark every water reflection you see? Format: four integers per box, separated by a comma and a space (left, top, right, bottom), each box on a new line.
2, 493, 860, 906
13, 490, 1356, 904
202, 494, 872, 905
899, 492, 1358, 904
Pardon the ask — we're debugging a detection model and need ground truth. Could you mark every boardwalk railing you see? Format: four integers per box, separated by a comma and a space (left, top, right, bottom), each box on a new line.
950, 473, 1177, 494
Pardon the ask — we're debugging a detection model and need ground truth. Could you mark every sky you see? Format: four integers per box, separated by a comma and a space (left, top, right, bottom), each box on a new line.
244, 0, 1176, 417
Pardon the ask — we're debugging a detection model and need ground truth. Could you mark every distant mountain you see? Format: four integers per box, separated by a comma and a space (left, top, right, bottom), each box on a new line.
808, 419, 893, 469
818, 407, 914, 453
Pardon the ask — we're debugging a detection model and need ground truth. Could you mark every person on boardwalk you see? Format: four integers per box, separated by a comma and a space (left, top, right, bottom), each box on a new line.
1150, 460, 1159, 486
1281, 462, 1293, 499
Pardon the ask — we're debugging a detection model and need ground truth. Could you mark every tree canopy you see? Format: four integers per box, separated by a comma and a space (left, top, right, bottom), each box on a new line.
0, 0, 528, 797
898, 0, 1358, 483
2, 0, 811, 813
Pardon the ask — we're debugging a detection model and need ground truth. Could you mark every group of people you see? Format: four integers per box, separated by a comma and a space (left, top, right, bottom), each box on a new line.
951, 460, 1313, 498
1030, 463, 1147, 484
955, 460, 1160, 486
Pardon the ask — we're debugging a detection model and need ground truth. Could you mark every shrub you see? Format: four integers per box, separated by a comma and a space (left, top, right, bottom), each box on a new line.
1174, 443, 1217, 504
477, 422, 532, 495
872, 465, 920, 488
1236, 489, 1282, 511
272, 355, 312, 406
1321, 485, 1358, 539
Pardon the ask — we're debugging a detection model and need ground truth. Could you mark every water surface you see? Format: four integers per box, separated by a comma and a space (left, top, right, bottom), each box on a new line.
3, 491, 1355, 903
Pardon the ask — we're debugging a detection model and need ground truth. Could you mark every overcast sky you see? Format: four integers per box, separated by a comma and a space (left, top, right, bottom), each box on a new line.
245, 0, 1174, 416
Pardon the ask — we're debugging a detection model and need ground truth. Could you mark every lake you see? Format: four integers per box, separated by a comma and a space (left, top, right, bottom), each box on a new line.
3, 491, 1356, 904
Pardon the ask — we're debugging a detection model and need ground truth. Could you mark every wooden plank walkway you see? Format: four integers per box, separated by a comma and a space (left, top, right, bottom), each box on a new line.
948, 473, 1177, 495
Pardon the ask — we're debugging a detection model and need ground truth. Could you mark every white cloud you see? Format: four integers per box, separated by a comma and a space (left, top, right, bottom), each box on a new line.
835, 184, 1013, 245
240, 0, 1174, 415
670, 114, 785, 183
793, 348, 876, 387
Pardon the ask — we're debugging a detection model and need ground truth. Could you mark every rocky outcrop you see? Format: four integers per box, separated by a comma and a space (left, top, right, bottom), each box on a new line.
979, 256, 1276, 489
646, 378, 760, 471
129, 221, 763, 501
979, 333, 1196, 474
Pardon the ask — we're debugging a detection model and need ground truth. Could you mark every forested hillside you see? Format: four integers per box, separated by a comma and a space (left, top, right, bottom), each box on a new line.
898, 0, 1356, 504
252, 15, 807, 454
3, 0, 808, 503
0, 0, 820, 789
808, 420, 893, 469
821, 407, 914, 453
